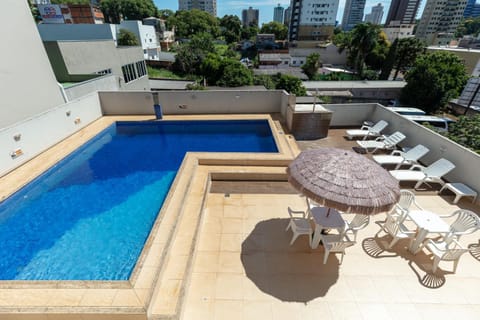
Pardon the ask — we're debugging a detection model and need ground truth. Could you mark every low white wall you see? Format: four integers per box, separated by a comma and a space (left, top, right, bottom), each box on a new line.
99, 90, 288, 115
65, 75, 119, 100
0, 93, 102, 177
324, 103, 377, 127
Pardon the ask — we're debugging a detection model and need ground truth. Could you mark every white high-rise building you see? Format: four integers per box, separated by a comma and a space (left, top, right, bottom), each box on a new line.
364, 3, 384, 24
415, 0, 467, 45
273, 4, 284, 23
288, 0, 339, 41
178, 0, 217, 16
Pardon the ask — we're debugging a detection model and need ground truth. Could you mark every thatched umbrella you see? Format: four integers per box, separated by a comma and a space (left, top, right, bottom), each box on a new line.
287, 148, 400, 215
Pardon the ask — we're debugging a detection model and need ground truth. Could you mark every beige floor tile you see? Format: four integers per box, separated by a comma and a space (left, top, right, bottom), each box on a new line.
215, 273, 244, 300
218, 252, 244, 273
197, 232, 222, 252
270, 300, 304, 320
221, 218, 244, 234
79, 289, 117, 306
181, 298, 215, 320
220, 233, 244, 252
186, 272, 217, 301
384, 303, 422, 320
111, 289, 142, 307
327, 301, 362, 320
213, 299, 243, 320
223, 205, 247, 219
193, 252, 219, 273
357, 302, 391, 320
242, 276, 273, 301
242, 300, 273, 320
345, 276, 384, 303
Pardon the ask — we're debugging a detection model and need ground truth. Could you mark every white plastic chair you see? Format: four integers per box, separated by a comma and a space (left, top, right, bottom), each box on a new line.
319, 234, 356, 264
424, 237, 469, 273
345, 120, 389, 140
356, 131, 406, 154
286, 207, 313, 246
376, 214, 416, 249
388, 189, 422, 220
439, 209, 480, 240
373, 144, 429, 169
389, 158, 456, 190
343, 214, 370, 241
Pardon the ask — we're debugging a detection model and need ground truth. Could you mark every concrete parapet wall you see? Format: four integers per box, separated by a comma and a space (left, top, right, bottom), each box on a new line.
99, 90, 289, 115
0, 93, 102, 177
65, 75, 119, 100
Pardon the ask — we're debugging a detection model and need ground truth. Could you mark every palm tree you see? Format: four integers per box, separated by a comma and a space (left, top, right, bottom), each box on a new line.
350, 23, 381, 78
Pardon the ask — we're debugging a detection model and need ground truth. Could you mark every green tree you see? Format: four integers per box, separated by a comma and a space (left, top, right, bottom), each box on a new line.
201, 53, 223, 85
220, 15, 242, 44
121, 0, 157, 20
364, 30, 389, 71
379, 38, 398, 80
400, 51, 468, 113
445, 115, 480, 153
456, 17, 480, 37
167, 9, 220, 39
260, 21, 288, 40
274, 74, 307, 96
101, 0, 157, 24
241, 25, 259, 40
391, 37, 426, 80
217, 60, 253, 87
117, 29, 139, 46
157, 9, 174, 19
301, 53, 322, 80
172, 33, 215, 76
253, 75, 276, 89
350, 23, 382, 77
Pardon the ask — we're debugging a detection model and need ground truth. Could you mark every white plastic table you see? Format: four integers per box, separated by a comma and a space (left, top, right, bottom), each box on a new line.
408, 210, 451, 254
439, 183, 477, 204
310, 207, 346, 249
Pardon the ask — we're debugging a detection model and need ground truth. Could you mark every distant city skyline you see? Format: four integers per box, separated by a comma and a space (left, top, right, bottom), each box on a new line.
154, 0, 426, 26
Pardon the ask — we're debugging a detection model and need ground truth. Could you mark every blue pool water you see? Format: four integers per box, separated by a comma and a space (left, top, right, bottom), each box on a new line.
0, 120, 277, 280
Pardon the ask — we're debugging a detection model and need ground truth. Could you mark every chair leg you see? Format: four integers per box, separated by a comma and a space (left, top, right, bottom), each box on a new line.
414, 180, 425, 190
388, 237, 400, 249
285, 222, 291, 231
453, 259, 460, 273
323, 249, 330, 264
339, 251, 345, 265
432, 257, 440, 273
290, 232, 299, 245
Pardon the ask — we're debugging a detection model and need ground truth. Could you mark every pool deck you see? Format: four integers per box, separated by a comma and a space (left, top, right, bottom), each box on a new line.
1, 115, 480, 319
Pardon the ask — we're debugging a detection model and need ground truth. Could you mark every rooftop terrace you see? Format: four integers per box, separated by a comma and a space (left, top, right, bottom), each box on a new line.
0, 112, 479, 319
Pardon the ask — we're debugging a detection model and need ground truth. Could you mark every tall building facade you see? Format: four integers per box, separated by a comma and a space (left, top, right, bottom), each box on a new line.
284, 6, 291, 26
273, 4, 284, 23
242, 7, 259, 27
342, 0, 366, 31
464, 0, 480, 17
364, 3, 384, 24
385, 0, 422, 25
288, 0, 339, 41
415, 0, 468, 45
178, 0, 217, 16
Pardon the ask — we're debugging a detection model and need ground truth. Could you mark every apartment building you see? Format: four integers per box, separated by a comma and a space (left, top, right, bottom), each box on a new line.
385, 0, 421, 26
288, 0, 339, 41
341, 0, 366, 31
242, 7, 259, 27
274, 4, 284, 23
415, 0, 468, 45
178, 0, 217, 16
364, 3, 384, 24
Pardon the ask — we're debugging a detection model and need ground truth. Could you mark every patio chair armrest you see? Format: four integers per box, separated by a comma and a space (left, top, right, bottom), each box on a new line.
375, 135, 386, 141
288, 207, 308, 218
390, 150, 404, 156
409, 164, 425, 171
439, 212, 456, 218
360, 125, 370, 130
412, 200, 424, 211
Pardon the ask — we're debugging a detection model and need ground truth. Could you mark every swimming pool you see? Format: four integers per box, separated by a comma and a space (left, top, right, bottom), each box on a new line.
0, 120, 278, 280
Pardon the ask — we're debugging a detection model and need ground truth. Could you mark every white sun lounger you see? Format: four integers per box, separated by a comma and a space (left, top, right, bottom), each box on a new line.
356, 131, 406, 154
345, 120, 388, 140
389, 158, 456, 190
372, 144, 429, 169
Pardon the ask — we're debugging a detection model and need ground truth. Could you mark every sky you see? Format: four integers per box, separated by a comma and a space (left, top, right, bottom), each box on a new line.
154, 0, 425, 26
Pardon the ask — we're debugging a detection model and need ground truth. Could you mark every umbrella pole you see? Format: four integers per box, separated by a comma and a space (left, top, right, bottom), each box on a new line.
326, 207, 331, 217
